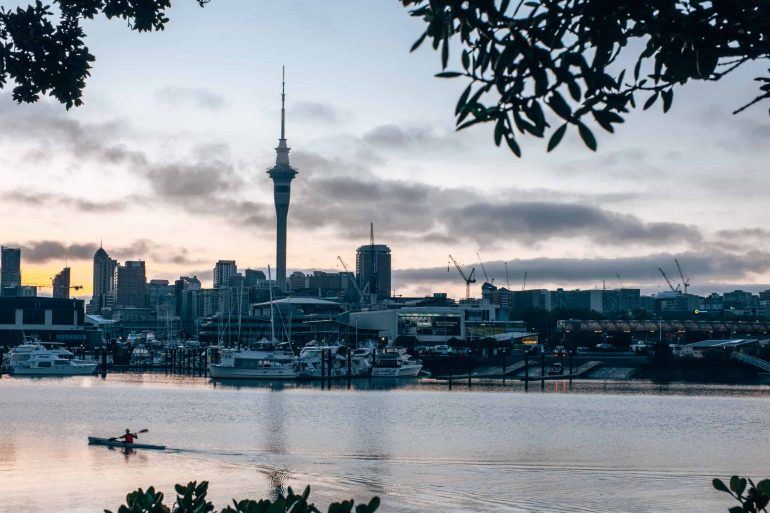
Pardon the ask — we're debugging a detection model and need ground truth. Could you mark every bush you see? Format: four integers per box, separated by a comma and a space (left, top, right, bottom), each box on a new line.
105, 481, 380, 513
713, 476, 770, 513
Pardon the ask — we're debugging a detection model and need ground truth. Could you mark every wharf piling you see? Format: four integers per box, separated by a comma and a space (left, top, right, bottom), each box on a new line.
541, 353, 545, 390
524, 352, 529, 392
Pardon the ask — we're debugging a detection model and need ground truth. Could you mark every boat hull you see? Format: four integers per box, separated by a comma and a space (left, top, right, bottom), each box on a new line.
88, 437, 166, 450
371, 364, 422, 377
209, 364, 298, 379
11, 363, 99, 376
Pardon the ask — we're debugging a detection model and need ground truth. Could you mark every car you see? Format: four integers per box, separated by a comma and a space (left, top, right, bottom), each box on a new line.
553, 345, 567, 357
432, 344, 450, 355
547, 362, 564, 375
595, 343, 615, 351
576, 346, 590, 354
630, 342, 648, 354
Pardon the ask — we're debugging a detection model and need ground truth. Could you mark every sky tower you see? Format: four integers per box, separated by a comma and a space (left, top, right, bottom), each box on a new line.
267, 67, 297, 291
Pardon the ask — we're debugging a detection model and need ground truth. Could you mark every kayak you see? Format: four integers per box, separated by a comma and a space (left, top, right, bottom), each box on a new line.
88, 436, 166, 451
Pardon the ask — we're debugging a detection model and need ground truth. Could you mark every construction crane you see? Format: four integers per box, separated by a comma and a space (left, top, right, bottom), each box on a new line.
674, 258, 690, 295
23, 282, 83, 291
522, 271, 527, 291
616, 273, 625, 289
448, 254, 476, 299
504, 261, 510, 289
337, 256, 366, 305
475, 252, 493, 284
658, 267, 680, 294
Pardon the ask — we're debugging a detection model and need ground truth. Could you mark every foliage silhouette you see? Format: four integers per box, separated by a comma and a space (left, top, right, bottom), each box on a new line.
0, 0, 209, 108
105, 481, 380, 513
403, 0, 770, 155
713, 475, 770, 513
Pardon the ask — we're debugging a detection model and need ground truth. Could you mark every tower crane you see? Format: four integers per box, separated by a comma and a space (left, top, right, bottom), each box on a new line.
658, 267, 680, 294
448, 254, 476, 299
616, 273, 625, 289
475, 252, 493, 284
522, 271, 527, 291
337, 256, 367, 305
23, 282, 83, 291
674, 258, 690, 295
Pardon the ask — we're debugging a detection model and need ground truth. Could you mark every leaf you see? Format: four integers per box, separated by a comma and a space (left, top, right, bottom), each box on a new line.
643, 92, 658, 110
504, 133, 522, 157
728, 507, 747, 513
410, 32, 427, 52
757, 479, 770, 496
713, 478, 730, 493
547, 123, 567, 151
577, 123, 597, 151
441, 38, 449, 69
662, 89, 673, 112
435, 71, 463, 78
455, 83, 472, 115
548, 91, 572, 120
730, 476, 747, 496
494, 117, 505, 146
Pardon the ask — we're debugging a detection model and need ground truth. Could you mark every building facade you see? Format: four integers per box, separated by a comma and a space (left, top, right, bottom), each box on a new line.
52, 267, 71, 299
1, 246, 21, 296
116, 261, 147, 308
213, 260, 238, 288
88, 247, 118, 314
355, 244, 392, 300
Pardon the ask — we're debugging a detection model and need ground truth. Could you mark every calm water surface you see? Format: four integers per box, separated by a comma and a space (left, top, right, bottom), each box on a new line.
0, 375, 768, 512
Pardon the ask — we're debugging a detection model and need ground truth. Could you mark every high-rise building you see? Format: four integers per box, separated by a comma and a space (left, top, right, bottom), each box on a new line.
174, 276, 201, 317
52, 267, 71, 299
147, 279, 174, 316
356, 244, 392, 300
266, 69, 298, 291
88, 246, 117, 314
116, 261, 147, 308
213, 260, 238, 288
245, 269, 267, 287
1, 246, 21, 296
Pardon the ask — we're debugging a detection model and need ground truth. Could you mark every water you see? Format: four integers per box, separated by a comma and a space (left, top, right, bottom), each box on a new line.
0, 375, 768, 512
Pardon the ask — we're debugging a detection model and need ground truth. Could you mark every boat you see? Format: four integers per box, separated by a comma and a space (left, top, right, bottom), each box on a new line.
371, 347, 423, 377
208, 265, 298, 380
88, 437, 166, 450
5, 342, 99, 376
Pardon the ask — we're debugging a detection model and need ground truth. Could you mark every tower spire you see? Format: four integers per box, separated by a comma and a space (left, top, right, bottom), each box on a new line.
275, 66, 290, 167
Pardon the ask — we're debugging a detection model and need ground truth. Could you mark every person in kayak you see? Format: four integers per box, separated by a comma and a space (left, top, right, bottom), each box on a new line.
117, 429, 138, 444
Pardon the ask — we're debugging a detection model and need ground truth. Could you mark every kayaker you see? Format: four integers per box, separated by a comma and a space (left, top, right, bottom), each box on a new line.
117, 429, 138, 444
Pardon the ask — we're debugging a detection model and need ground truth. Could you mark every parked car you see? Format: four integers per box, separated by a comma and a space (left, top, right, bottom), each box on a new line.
553, 345, 567, 357
630, 342, 648, 354
595, 343, 615, 351
576, 346, 590, 354
432, 344, 450, 355
547, 362, 564, 375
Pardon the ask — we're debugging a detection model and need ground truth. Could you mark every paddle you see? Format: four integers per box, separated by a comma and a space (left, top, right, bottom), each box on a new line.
109, 429, 149, 441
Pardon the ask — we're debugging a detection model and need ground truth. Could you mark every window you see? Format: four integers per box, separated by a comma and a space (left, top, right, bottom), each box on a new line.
0, 308, 14, 324
52, 309, 73, 325
37, 361, 51, 368
23, 309, 45, 325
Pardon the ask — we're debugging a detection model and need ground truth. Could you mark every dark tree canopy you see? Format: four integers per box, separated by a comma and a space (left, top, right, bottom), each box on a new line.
403, 0, 770, 155
0, 1, 209, 109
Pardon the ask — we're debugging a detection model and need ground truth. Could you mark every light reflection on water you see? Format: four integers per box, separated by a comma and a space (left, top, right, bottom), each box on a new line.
0, 374, 767, 513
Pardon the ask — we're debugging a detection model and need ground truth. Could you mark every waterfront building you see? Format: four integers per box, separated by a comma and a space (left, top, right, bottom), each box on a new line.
1, 246, 21, 296
52, 267, 71, 299
88, 246, 117, 314
116, 261, 147, 308
350, 307, 464, 344
174, 276, 201, 318
18, 285, 38, 297
355, 244, 392, 300
0, 296, 86, 346
266, 69, 298, 291
213, 260, 238, 288
147, 279, 174, 316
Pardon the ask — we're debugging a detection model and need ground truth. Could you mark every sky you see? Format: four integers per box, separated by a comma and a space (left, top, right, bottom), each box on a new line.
1, 0, 770, 300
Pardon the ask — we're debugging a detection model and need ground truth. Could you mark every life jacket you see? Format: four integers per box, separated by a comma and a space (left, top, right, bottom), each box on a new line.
124, 433, 134, 443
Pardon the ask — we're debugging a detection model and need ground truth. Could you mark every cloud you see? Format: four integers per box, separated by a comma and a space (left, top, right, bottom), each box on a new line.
144, 161, 242, 199
393, 250, 770, 292
292, 101, 341, 123
1, 190, 131, 213
155, 87, 226, 110
362, 124, 462, 151
9, 239, 206, 267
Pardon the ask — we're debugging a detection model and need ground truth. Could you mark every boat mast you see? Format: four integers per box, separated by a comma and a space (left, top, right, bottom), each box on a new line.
268, 265, 275, 342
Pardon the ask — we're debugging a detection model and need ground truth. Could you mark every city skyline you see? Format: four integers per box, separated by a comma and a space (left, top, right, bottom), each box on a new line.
1, 1, 769, 299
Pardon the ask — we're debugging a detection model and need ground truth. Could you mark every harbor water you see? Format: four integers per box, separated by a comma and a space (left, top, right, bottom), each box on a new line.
0, 375, 768, 512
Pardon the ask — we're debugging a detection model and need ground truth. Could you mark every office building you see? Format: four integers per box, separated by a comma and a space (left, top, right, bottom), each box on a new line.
88, 246, 118, 314
0, 296, 86, 346
266, 70, 298, 291
52, 267, 71, 299
174, 276, 201, 317
116, 261, 146, 308
356, 244, 392, 300
245, 268, 267, 287
213, 260, 238, 288
1, 246, 21, 296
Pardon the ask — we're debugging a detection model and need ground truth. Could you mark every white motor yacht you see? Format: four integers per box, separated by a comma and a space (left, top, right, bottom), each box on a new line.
6, 343, 99, 376
209, 344, 297, 379
371, 347, 423, 377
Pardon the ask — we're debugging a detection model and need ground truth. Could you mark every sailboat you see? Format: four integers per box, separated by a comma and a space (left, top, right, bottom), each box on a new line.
208, 265, 298, 379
